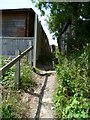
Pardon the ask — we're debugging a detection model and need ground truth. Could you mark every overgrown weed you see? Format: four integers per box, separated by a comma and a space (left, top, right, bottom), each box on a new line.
0, 57, 35, 118
54, 46, 90, 119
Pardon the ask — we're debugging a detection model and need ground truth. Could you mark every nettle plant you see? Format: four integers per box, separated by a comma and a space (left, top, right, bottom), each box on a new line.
54, 47, 90, 119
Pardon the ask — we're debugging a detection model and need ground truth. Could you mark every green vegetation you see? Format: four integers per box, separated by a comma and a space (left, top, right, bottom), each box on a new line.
34, 2, 90, 118
2, 65, 15, 90
34, 67, 41, 74
0, 56, 12, 68
0, 57, 35, 118
54, 46, 90, 119
2, 91, 28, 119
35, 2, 90, 52
20, 59, 36, 91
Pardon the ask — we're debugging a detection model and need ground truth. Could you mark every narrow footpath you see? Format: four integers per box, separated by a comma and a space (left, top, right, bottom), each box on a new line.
23, 62, 57, 118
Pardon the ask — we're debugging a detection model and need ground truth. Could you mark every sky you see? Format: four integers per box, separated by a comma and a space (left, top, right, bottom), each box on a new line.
0, 0, 57, 46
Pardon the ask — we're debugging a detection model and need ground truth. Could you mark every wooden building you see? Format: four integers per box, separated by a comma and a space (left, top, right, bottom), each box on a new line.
2, 8, 35, 37
0, 8, 50, 66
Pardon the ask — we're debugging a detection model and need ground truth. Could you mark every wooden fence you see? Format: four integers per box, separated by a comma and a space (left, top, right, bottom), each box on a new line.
0, 37, 34, 57
0, 40, 33, 88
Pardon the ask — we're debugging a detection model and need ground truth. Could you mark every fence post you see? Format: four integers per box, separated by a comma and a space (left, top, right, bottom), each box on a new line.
31, 40, 33, 66
15, 50, 20, 89
33, 14, 38, 68
28, 40, 32, 66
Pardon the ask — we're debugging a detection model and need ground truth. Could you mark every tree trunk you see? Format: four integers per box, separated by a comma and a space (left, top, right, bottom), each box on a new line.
57, 37, 61, 52
88, 43, 90, 77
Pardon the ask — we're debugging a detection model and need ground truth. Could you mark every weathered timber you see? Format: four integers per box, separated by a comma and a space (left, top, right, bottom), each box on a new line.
15, 50, 21, 88
33, 14, 38, 68
28, 41, 33, 66
0, 37, 34, 57
0, 46, 33, 76
0, 37, 34, 39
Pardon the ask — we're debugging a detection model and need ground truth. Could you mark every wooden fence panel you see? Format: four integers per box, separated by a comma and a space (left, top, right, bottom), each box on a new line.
0, 37, 33, 57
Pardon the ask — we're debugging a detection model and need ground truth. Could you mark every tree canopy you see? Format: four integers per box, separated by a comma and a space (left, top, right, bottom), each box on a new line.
35, 2, 90, 51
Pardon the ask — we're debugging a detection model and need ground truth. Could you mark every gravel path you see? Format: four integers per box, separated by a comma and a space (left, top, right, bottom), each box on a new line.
25, 69, 57, 119
39, 74, 56, 118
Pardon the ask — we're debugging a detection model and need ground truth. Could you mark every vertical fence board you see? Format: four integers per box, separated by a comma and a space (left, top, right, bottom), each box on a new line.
15, 50, 20, 89
33, 14, 38, 68
28, 40, 32, 66
1, 37, 33, 57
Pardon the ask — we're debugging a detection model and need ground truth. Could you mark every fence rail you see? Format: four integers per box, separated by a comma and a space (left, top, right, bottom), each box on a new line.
0, 46, 33, 76
0, 37, 34, 39
0, 44, 33, 88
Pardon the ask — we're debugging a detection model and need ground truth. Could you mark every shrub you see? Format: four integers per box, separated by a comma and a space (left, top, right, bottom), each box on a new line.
1, 91, 28, 119
20, 59, 35, 91
54, 46, 90, 119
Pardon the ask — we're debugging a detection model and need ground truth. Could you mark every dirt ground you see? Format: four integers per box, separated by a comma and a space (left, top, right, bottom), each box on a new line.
22, 62, 57, 119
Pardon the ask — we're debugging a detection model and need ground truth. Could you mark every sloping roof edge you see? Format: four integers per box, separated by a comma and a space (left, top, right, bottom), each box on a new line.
0, 8, 36, 14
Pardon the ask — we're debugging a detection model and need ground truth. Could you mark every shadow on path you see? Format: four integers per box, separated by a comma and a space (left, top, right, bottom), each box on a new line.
26, 91, 40, 98
26, 75, 48, 119
35, 75, 48, 119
